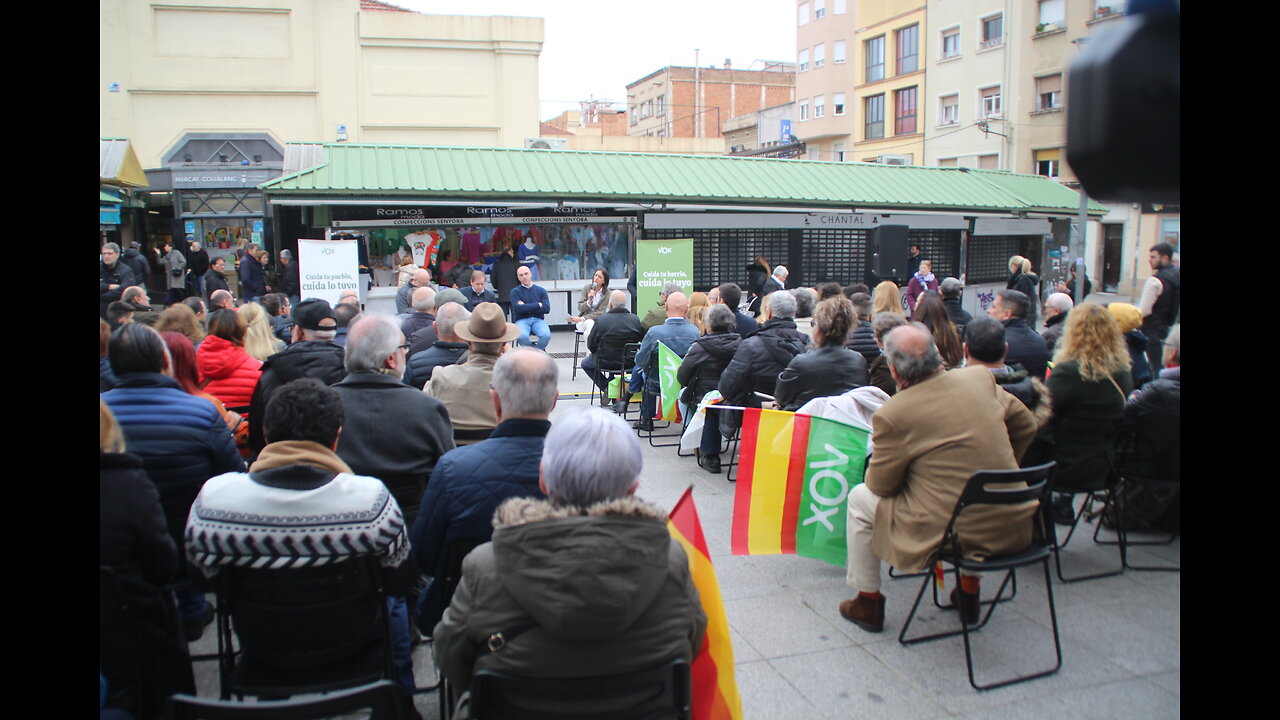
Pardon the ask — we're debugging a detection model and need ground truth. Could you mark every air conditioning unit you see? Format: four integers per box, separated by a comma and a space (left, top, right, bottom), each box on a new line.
876, 153, 912, 166
523, 138, 567, 150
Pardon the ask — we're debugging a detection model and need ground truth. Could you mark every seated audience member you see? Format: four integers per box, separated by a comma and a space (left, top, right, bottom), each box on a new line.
432, 408, 707, 715
511, 265, 552, 349
405, 302, 471, 389
775, 295, 868, 411
1041, 292, 1074, 353
246, 298, 346, 456
338, 289, 362, 309
641, 283, 681, 331
209, 289, 235, 311
817, 282, 843, 301
412, 347, 557, 633
184, 378, 419, 702
182, 296, 207, 329
845, 292, 880, 365
239, 301, 285, 362
939, 277, 973, 338
396, 268, 433, 315
400, 286, 438, 341
121, 286, 159, 325
718, 291, 808, 434
867, 312, 908, 396
107, 301, 135, 330
791, 287, 817, 341
1044, 303, 1134, 524
1115, 324, 1179, 533
101, 323, 244, 639
333, 302, 360, 348
424, 303, 518, 445
161, 330, 243, 438
962, 318, 1053, 444
1107, 302, 1154, 389
260, 292, 293, 345
407, 288, 467, 359
100, 319, 118, 391
677, 304, 742, 473
196, 308, 263, 411
912, 292, 964, 369
582, 290, 645, 401
838, 324, 1038, 632
619, 291, 700, 431
986, 288, 1050, 380
717, 282, 759, 338
873, 281, 901, 317
155, 303, 205, 350
333, 313, 455, 528
100, 399, 192, 720
686, 290, 710, 334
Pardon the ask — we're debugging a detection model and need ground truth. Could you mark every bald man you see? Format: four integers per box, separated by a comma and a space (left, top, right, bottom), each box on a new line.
838, 323, 1038, 633
396, 267, 435, 315
622, 291, 700, 430
583, 290, 646, 401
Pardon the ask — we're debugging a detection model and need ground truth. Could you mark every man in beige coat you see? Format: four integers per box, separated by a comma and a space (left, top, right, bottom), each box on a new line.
424, 302, 519, 445
839, 323, 1038, 633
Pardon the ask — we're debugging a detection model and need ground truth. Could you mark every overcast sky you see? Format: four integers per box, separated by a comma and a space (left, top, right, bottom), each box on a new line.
394, 1, 796, 121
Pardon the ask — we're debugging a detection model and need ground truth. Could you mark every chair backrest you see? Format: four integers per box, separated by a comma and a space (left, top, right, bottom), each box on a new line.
221, 555, 388, 670
470, 658, 691, 720
165, 679, 407, 720
945, 462, 1056, 543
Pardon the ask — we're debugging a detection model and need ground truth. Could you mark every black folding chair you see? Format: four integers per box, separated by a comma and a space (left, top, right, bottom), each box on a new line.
165, 679, 408, 720
470, 658, 690, 720
635, 341, 690, 448
898, 462, 1062, 692
431, 537, 485, 720
213, 555, 397, 700
570, 330, 584, 381
1048, 465, 1126, 584
1092, 428, 1180, 572
588, 343, 640, 413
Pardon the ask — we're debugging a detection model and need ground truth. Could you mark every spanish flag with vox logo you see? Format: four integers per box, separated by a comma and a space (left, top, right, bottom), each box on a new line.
667, 487, 743, 720
731, 407, 870, 567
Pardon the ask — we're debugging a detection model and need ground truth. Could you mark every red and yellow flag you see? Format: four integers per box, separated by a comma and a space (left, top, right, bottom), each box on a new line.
668, 487, 743, 720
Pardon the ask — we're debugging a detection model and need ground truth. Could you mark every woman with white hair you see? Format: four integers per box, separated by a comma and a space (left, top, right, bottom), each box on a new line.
1007, 255, 1041, 329
431, 408, 707, 718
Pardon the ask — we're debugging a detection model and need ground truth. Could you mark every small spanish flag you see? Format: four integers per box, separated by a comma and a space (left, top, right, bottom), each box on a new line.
731, 407, 870, 567
668, 487, 743, 720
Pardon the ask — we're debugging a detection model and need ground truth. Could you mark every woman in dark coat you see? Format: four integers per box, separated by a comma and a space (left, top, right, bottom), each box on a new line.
774, 295, 868, 411
745, 256, 770, 316
100, 399, 194, 719
1044, 303, 1134, 523
678, 304, 741, 474
1008, 255, 1041, 329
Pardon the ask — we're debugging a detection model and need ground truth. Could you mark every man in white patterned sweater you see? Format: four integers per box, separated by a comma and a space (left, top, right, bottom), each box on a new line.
184, 377, 417, 697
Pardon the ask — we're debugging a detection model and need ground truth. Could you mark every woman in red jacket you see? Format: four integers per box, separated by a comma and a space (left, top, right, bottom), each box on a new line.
196, 308, 262, 411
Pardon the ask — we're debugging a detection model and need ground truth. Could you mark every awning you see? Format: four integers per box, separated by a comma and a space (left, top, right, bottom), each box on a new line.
100, 138, 150, 189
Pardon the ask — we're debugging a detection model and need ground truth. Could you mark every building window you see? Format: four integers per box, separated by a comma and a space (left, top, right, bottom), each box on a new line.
895, 86, 917, 135
814, 94, 825, 118
1039, 0, 1065, 27
937, 157, 958, 168
800, 100, 810, 121
865, 35, 885, 82
834, 92, 846, 116
865, 94, 884, 139
1095, 1, 1127, 18
1035, 149, 1060, 179
630, 105, 638, 125
939, 94, 959, 126
657, 95, 666, 116
941, 28, 960, 59
815, 0, 826, 19
834, 0, 846, 14
798, 48, 809, 72
1035, 74, 1062, 111
641, 100, 653, 119
799, 2, 809, 26
834, 40, 846, 64
834, 142, 845, 161
980, 14, 1003, 49
978, 153, 999, 169
896, 25, 919, 75
813, 43, 825, 68
980, 85, 1002, 118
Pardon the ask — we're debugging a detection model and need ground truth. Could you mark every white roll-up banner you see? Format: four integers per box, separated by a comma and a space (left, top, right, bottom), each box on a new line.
298, 238, 360, 307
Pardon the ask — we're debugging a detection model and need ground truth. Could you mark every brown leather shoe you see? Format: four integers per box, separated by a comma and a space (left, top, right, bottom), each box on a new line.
949, 585, 981, 625
838, 593, 885, 633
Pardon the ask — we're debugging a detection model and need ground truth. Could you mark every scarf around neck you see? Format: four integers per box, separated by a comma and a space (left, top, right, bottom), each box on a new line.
249, 440, 352, 475
914, 271, 935, 287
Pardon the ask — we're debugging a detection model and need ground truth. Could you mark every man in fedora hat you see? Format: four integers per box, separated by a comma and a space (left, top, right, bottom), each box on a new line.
424, 302, 520, 446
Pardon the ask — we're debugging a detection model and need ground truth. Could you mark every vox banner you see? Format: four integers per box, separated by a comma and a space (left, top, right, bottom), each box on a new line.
298, 238, 360, 308
636, 238, 693, 313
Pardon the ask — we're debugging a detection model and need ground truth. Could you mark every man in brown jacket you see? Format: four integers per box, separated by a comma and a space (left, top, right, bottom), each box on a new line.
423, 302, 520, 445
839, 323, 1038, 633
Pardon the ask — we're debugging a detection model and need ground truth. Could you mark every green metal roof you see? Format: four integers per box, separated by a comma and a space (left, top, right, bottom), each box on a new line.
100, 189, 123, 205
261, 144, 1106, 216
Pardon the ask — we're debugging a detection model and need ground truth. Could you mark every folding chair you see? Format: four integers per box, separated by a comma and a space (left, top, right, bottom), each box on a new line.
165, 680, 409, 720
430, 537, 485, 720
898, 462, 1062, 692
1048, 465, 1126, 584
1092, 428, 1180, 572
588, 343, 639, 412
634, 341, 690, 448
470, 658, 690, 720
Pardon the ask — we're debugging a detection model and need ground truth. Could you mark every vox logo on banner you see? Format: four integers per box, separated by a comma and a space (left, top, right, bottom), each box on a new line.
637, 238, 693, 312
298, 238, 360, 307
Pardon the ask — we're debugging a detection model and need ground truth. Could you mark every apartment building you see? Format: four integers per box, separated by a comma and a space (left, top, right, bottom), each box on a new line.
625, 62, 795, 140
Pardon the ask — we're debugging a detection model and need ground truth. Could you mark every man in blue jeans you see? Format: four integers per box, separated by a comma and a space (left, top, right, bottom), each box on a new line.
619, 291, 699, 432
511, 265, 552, 349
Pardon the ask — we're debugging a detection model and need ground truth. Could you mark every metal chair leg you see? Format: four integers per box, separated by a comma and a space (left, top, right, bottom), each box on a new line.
1052, 490, 1125, 584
